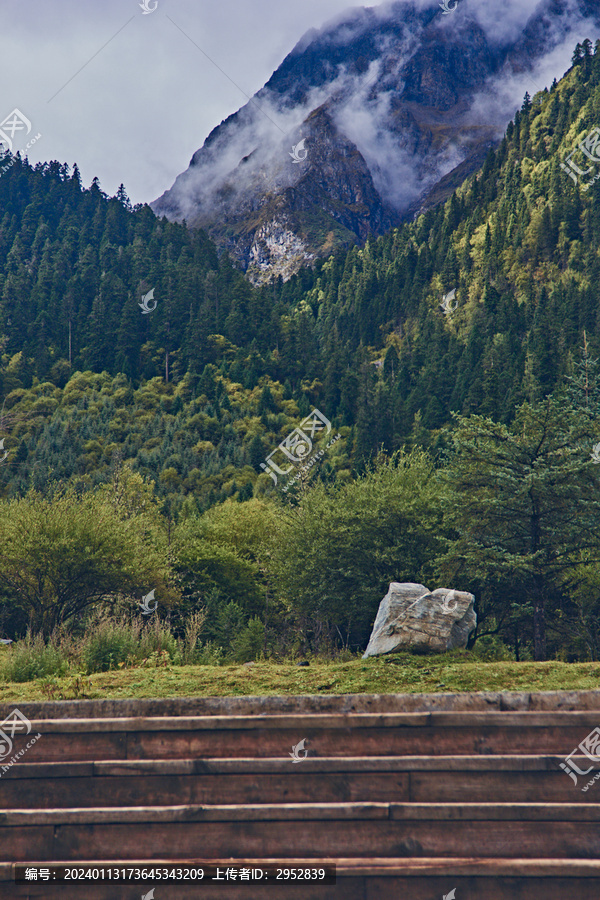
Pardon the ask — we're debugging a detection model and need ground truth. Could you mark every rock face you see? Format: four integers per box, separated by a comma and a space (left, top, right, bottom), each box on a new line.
152, 0, 600, 281
362, 582, 476, 658
153, 106, 396, 285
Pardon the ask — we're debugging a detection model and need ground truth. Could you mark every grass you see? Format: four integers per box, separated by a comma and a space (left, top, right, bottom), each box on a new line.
2, 651, 600, 702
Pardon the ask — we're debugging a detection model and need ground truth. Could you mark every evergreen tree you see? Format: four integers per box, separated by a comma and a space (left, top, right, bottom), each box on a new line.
439, 397, 600, 660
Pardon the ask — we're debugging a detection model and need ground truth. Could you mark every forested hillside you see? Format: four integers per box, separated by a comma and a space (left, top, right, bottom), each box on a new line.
274, 39, 600, 453
0, 160, 352, 507
2, 42, 600, 663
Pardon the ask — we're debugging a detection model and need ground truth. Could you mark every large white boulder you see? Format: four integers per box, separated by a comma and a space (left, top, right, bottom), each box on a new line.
362, 582, 476, 658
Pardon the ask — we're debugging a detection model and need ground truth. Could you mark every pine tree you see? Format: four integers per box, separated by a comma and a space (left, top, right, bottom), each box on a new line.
115, 184, 132, 210
439, 397, 600, 660
565, 331, 600, 416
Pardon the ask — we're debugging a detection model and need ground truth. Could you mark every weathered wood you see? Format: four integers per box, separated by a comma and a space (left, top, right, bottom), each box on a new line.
0, 756, 591, 808
3, 693, 600, 898
5, 689, 600, 720
3, 803, 600, 861
10, 711, 600, 762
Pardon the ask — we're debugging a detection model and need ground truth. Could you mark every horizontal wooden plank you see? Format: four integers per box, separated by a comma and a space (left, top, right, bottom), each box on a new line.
8, 859, 600, 899
7, 857, 600, 878
4, 688, 600, 721
3, 815, 600, 861
19, 710, 600, 732
2, 802, 600, 825
1, 754, 581, 778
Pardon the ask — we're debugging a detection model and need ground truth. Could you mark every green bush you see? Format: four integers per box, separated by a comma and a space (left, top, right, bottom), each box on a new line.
231, 617, 265, 662
81, 617, 184, 673
0, 633, 69, 682
203, 599, 247, 649
195, 641, 225, 666
81, 620, 140, 673
139, 649, 173, 668
137, 623, 180, 663
471, 635, 515, 662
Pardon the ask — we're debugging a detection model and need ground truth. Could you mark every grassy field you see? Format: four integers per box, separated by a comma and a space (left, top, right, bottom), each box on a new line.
2, 652, 600, 702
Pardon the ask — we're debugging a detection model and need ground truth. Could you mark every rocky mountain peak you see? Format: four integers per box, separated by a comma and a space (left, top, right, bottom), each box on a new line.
152, 0, 600, 282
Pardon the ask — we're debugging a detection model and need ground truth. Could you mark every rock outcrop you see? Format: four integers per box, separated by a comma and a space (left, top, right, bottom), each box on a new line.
152, 1, 600, 280
154, 106, 396, 284
362, 582, 476, 658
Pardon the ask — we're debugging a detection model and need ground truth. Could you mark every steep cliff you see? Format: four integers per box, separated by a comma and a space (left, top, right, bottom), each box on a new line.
153, 0, 600, 281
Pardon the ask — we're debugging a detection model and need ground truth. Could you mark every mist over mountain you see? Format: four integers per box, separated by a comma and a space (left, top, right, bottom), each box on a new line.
152, 0, 600, 282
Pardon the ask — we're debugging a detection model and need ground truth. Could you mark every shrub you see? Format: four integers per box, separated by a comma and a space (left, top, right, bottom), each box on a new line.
137, 621, 179, 663
0, 632, 69, 682
231, 617, 265, 662
471, 635, 515, 662
195, 641, 225, 666
181, 610, 207, 664
81, 619, 140, 673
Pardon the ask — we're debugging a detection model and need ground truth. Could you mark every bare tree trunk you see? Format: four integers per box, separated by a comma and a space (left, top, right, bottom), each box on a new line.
263, 587, 269, 655
533, 581, 546, 661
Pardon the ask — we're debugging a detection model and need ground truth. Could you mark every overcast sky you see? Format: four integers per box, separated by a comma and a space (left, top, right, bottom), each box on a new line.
1, 0, 367, 204
1, 0, 590, 206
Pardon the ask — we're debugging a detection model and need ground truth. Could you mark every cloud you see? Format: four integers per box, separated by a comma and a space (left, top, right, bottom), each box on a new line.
467, 1, 600, 130
332, 60, 427, 209
162, 0, 600, 224
0, 0, 372, 205
157, 65, 365, 221
458, 0, 545, 44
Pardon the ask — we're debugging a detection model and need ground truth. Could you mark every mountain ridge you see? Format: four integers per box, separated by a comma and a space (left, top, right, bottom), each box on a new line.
152, 0, 600, 281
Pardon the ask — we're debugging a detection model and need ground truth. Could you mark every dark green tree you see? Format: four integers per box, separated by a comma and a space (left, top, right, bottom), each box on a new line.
438, 396, 600, 660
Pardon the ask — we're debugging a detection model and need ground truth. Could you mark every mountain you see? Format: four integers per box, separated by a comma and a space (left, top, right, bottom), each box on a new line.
5, 23, 600, 661
2, 41, 600, 510
183, 104, 398, 285
152, 0, 600, 282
